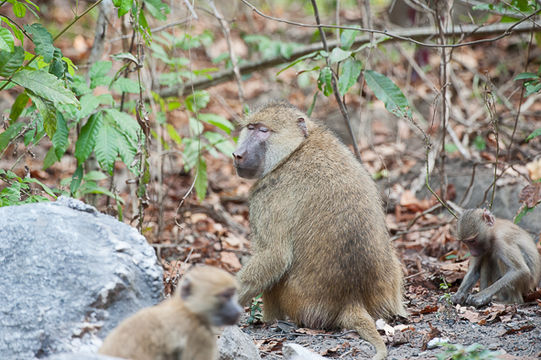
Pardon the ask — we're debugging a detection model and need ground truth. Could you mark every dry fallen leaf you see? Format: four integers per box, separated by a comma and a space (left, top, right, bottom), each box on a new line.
526, 158, 541, 181
219, 252, 241, 272
518, 183, 541, 208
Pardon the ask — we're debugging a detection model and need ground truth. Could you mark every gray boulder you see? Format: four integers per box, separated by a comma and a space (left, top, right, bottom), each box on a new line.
0, 197, 163, 360
218, 326, 261, 360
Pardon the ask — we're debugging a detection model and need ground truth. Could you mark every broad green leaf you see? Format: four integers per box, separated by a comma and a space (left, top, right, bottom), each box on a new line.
62, 56, 76, 76
43, 146, 58, 169
204, 131, 235, 157
112, 77, 141, 93
0, 27, 14, 52
514, 72, 538, 81
198, 113, 234, 133
364, 70, 411, 118
514, 205, 534, 224
105, 109, 139, 141
11, 69, 79, 105
52, 111, 68, 159
95, 116, 119, 174
317, 67, 333, 96
48, 48, 65, 78
195, 157, 207, 201
113, 0, 133, 17
70, 165, 83, 195
78, 94, 101, 119
340, 29, 358, 50
526, 128, 541, 142
189, 117, 203, 136
89, 60, 112, 82
0, 122, 24, 153
25, 23, 55, 63
329, 47, 351, 64
185, 90, 210, 112
9, 91, 29, 124
144, 0, 170, 20
2, 18, 24, 44
75, 112, 103, 165
116, 131, 137, 172
27, 92, 56, 138
183, 138, 199, 171
0, 45, 24, 77
166, 123, 182, 146
84, 171, 108, 181
13, 2, 27, 17
24, 177, 56, 198
338, 58, 362, 96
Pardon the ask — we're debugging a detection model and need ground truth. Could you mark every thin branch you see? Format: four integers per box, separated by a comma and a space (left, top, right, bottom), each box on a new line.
240, 0, 541, 48
310, 0, 361, 161
208, 0, 245, 104
156, 21, 540, 98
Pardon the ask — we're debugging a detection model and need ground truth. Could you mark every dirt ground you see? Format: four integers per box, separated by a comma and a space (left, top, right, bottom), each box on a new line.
241, 300, 541, 359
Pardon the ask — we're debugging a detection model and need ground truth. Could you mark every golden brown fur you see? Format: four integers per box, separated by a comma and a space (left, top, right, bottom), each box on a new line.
234, 102, 406, 360
452, 209, 541, 306
99, 266, 241, 360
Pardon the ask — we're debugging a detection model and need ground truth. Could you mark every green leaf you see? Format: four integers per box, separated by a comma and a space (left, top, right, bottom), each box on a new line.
317, 67, 333, 96
526, 128, 541, 142
338, 58, 362, 96
2, 17, 24, 44
84, 171, 108, 182
78, 94, 101, 120
105, 108, 139, 141
276, 51, 318, 76
52, 111, 68, 159
189, 117, 203, 136
111, 52, 139, 64
89, 60, 112, 81
204, 131, 235, 157
13, 2, 27, 17
166, 123, 182, 146
0, 45, 24, 77
75, 112, 103, 165
195, 157, 207, 202
114, 0, 133, 17
43, 146, 58, 169
24, 177, 56, 198
0, 122, 24, 153
329, 47, 352, 64
9, 91, 29, 124
473, 135, 486, 150
11, 69, 79, 106
70, 165, 83, 195
364, 70, 411, 118
0, 27, 14, 52
95, 116, 119, 174
340, 29, 358, 50
198, 113, 234, 133
27, 92, 56, 138
116, 130, 137, 171
185, 90, 210, 112
112, 77, 141, 93
25, 23, 55, 63
514, 72, 538, 81
144, 0, 170, 20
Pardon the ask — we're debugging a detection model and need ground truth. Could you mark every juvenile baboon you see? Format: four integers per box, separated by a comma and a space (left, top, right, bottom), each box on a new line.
233, 102, 406, 360
451, 208, 541, 307
99, 265, 242, 360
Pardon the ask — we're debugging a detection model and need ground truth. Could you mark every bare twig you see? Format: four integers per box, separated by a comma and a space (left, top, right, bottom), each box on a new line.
157, 22, 540, 98
240, 0, 541, 48
483, 82, 499, 210
310, 0, 361, 161
207, 0, 245, 104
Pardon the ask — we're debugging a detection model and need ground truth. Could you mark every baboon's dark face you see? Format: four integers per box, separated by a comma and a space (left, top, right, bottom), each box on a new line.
233, 123, 270, 179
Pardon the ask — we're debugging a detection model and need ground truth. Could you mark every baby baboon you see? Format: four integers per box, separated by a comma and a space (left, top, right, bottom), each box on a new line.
451, 208, 541, 307
99, 265, 242, 360
233, 102, 406, 360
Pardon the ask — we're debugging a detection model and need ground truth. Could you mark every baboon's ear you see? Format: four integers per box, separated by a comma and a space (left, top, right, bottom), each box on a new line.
482, 209, 495, 226
297, 117, 308, 138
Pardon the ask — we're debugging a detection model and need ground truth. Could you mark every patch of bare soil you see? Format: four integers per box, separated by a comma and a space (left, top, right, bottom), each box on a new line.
240, 301, 541, 359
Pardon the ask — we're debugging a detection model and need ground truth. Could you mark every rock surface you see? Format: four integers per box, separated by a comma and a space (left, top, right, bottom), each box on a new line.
218, 326, 262, 360
0, 197, 163, 360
